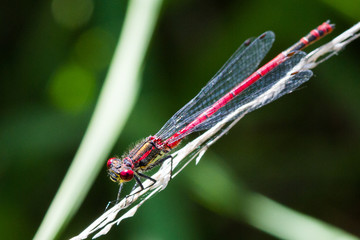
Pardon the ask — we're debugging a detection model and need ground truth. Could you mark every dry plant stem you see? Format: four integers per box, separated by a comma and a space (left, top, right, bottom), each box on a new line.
71, 22, 360, 239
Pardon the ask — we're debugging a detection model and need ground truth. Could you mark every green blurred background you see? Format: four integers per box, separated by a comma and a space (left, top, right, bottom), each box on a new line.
1, 0, 360, 239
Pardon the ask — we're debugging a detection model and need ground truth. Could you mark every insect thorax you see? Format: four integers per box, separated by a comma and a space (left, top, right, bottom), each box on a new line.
130, 137, 170, 172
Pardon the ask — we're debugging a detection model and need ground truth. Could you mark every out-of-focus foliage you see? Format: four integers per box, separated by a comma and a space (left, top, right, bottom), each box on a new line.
1, 0, 359, 239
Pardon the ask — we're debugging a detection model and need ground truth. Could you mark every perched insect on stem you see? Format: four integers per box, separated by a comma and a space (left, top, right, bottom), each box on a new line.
107, 21, 334, 201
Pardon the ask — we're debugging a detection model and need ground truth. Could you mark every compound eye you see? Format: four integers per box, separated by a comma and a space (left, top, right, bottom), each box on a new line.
119, 169, 134, 182
107, 157, 118, 169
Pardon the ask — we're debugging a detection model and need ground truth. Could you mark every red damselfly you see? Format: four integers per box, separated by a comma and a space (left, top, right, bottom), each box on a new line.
107, 21, 334, 200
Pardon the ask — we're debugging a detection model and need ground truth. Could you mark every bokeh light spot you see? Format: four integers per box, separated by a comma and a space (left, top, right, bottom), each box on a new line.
48, 64, 96, 112
52, 0, 94, 29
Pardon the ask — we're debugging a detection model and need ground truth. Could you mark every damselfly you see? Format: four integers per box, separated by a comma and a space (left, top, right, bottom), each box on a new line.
107, 21, 334, 200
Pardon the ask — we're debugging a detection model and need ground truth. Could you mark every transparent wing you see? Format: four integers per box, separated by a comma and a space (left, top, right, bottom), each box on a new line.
163, 51, 311, 145
191, 51, 308, 132
156, 31, 275, 140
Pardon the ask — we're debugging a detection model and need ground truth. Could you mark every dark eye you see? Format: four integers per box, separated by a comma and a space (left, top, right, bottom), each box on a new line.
119, 169, 134, 182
